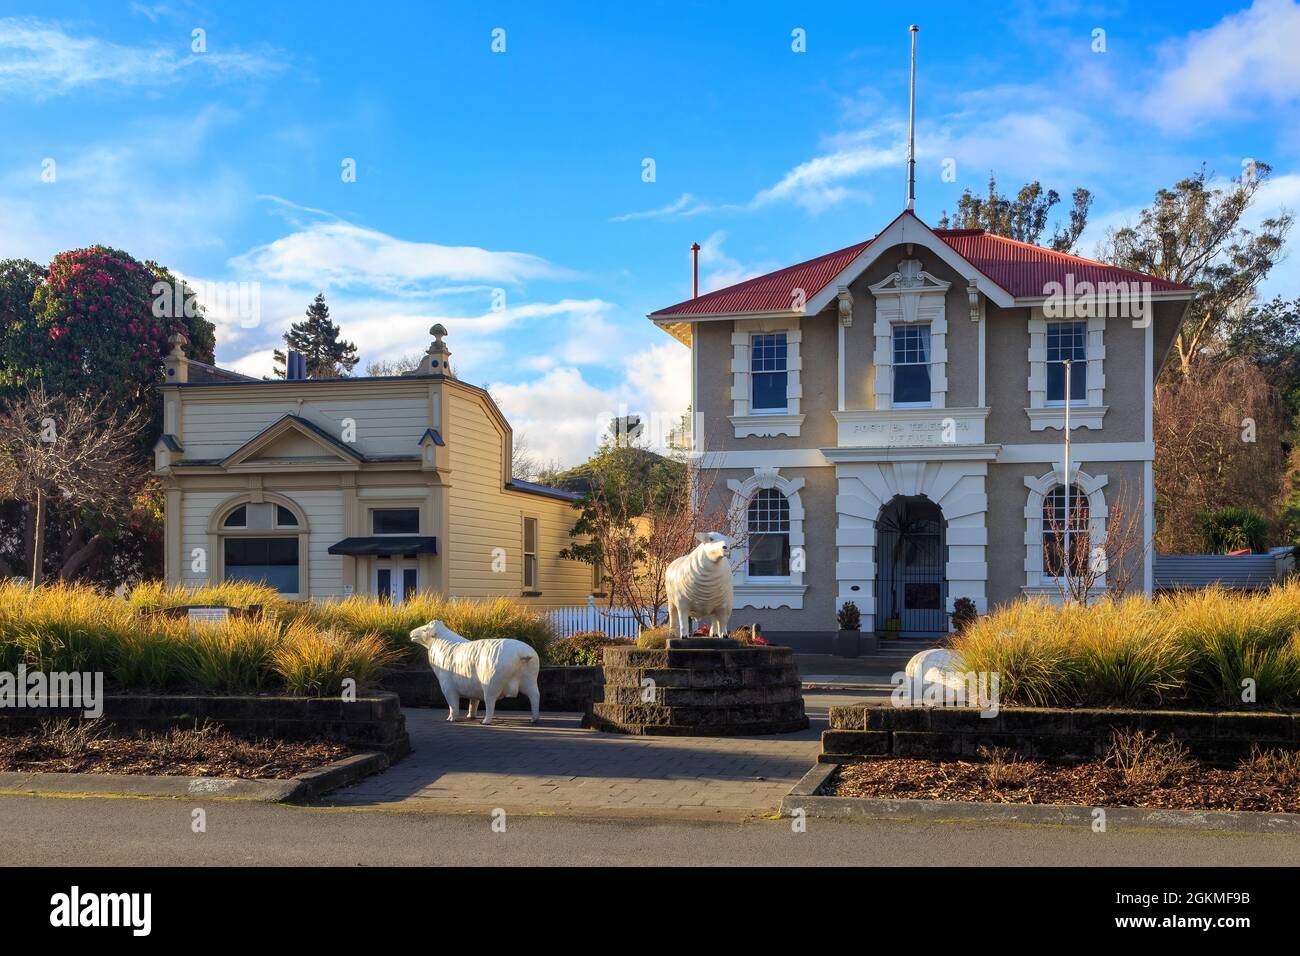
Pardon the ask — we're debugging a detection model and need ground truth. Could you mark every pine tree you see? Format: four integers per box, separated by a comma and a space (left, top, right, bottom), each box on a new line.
272, 293, 359, 378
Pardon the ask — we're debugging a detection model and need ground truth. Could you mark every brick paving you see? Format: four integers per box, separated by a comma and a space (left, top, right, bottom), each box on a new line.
326, 690, 877, 817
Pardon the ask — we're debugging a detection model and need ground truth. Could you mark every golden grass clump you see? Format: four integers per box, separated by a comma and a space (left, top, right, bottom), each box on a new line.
272, 625, 403, 696
951, 581, 1300, 709
286, 593, 555, 655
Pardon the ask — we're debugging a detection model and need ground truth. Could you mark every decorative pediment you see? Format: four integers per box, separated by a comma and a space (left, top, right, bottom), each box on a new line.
220, 414, 363, 471
869, 258, 952, 296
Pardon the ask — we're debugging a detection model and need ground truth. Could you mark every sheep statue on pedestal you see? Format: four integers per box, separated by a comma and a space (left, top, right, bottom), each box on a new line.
665, 532, 736, 639
410, 619, 541, 725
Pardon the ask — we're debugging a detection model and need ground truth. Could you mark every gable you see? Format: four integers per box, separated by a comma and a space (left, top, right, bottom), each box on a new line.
220, 414, 363, 470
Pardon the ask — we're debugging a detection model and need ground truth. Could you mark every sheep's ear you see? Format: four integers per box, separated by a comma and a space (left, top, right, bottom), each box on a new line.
694, 532, 710, 544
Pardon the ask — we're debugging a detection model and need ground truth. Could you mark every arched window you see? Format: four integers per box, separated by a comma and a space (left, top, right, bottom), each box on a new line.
1042, 484, 1089, 578
748, 488, 791, 578
209, 496, 308, 596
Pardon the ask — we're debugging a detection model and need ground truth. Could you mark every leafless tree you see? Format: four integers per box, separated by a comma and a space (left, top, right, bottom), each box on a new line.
0, 386, 147, 585
1044, 479, 1148, 604
364, 353, 423, 377
1153, 356, 1286, 552
562, 442, 749, 629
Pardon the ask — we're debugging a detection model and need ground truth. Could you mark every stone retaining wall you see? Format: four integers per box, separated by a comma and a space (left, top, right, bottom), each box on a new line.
825, 703, 1300, 764
590, 645, 808, 736
0, 692, 409, 758
381, 666, 603, 713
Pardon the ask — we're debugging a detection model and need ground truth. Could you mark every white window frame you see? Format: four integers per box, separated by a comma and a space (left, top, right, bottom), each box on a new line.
746, 487, 792, 581
729, 318, 804, 437
726, 467, 806, 608
869, 259, 949, 410
1023, 468, 1108, 596
891, 322, 933, 409
1043, 319, 1089, 408
1027, 309, 1106, 430
748, 331, 789, 415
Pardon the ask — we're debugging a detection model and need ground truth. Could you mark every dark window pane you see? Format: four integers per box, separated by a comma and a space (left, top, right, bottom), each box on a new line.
893, 364, 930, 404
1047, 361, 1087, 402
403, 568, 418, 601
276, 505, 298, 527
376, 568, 392, 601
523, 517, 537, 553
905, 582, 941, 609
223, 505, 246, 528
372, 509, 419, 535
751, 371, 788, 410
224, 537, 298, 593
748, 532, 790, 577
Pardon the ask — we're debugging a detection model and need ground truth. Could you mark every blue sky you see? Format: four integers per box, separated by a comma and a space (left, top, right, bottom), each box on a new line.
2, 0, 1298, 465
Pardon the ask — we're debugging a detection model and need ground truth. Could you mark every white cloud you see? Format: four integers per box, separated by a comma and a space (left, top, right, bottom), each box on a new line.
752, 143, 898, 211
228, 220, 576, 290
609, 192, 712, 222
0, 17, 285, 97
488, 341, 691, 468
696, 230, 774, 292
1142, 0, 1300, 128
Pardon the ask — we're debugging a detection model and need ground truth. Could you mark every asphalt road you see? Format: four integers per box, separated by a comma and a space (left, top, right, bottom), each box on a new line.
3, 793, 1298, 866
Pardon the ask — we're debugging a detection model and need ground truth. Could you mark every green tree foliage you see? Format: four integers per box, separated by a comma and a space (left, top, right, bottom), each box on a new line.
272, 293, 358, 378
938, 175, 1093, 253
1098, 163, 1292, 377
0, 246, 212, 586
1199, 507, 1269, 554
145, 261, 217, 365
2, 246, 201, 404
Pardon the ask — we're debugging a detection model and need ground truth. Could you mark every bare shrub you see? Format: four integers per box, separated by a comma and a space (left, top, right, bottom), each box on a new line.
977, 745, 1041, 791
1105, 728, 1195, 789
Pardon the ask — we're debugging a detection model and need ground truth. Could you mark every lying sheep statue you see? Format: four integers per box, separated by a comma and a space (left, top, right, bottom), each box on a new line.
410, 619, 541, 725
665, 532, 735, 639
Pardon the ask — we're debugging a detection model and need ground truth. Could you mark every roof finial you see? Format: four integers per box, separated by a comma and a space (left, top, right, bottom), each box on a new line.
906, 24, 919, 212
412, 323, 453, 377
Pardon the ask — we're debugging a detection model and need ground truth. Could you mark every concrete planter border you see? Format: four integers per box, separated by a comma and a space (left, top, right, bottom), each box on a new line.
827, 702, 1300, 763
780, 762, 1300, 833
0, 692, 410, 759
0, 749, 390, 803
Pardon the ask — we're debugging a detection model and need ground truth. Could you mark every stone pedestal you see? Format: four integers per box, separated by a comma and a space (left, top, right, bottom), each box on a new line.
589, 644, 808, 736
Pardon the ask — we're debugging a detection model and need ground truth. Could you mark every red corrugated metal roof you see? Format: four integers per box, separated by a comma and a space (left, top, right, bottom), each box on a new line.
650, 226, 1189, 318
937, 230, 1189, 298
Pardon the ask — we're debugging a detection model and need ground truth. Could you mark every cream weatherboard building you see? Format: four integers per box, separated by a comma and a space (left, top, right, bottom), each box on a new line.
650, 210, 1195, 649
153, 326, 592, 607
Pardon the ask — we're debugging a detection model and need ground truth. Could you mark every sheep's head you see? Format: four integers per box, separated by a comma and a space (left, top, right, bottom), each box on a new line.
694, 531, 734, 562
410, 619, 459, 647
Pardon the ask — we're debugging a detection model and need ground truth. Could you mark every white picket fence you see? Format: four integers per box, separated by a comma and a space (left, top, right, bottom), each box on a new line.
546, 597, 665, 640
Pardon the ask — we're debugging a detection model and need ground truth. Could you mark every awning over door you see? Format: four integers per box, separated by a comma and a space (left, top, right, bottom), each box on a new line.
327, 536, 438, 556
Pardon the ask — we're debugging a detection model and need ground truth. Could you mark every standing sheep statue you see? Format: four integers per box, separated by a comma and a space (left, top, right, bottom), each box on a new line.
665, 532, 735, 639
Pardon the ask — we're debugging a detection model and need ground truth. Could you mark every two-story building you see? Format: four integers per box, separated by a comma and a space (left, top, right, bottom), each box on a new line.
650, 210, 1194, 647
152, 325, 592, 607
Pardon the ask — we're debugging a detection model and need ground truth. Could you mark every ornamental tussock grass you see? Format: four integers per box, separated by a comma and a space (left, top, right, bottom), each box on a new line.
272, 626, 402, 696
951, 580, 1300, 709
286, 593, 555, 655
0, 581, 399, 697
127, 580, 289, 615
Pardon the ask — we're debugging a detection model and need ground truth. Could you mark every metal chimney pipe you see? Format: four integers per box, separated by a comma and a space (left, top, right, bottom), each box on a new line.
691, 242, 701, 298
906, 25, 919, 211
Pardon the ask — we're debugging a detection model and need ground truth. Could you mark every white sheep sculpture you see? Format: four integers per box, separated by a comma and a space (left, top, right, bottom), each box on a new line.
410, 619, 541, 725
664, 532, 735, 639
